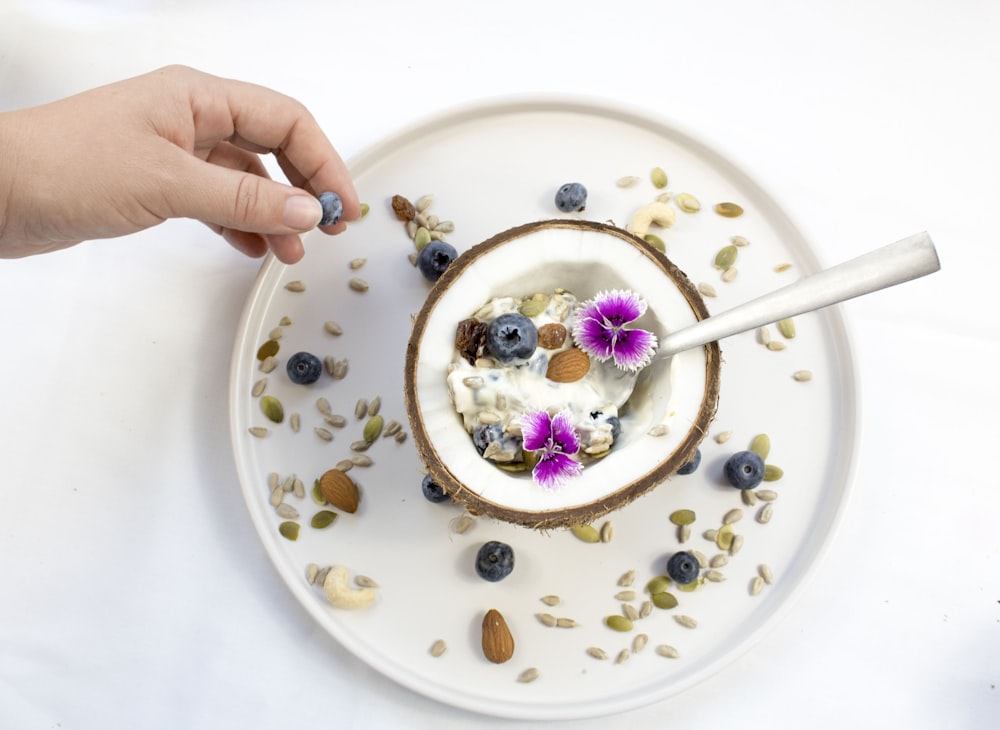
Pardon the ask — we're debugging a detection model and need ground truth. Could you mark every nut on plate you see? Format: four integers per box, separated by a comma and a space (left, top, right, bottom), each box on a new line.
319, 468, 360, 513
481, 608, 515, 663
545, 348, 590, 383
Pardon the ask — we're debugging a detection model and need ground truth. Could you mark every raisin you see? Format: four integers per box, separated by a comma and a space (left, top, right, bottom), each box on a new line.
455, 318, 488, 365
391, 194, 416, 222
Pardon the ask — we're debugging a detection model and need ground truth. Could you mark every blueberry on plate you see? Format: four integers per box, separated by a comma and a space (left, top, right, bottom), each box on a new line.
486, 312, 538, 363
475, 540, 515, 582
420, 474, 451, 503
677, 448, 701, 475
554, 182, 587, 212
666, 550, 700, 585
317, 191, 343, 226
723, 450, 766, 490
286, 351, 323, 385
416, 240, 458, 281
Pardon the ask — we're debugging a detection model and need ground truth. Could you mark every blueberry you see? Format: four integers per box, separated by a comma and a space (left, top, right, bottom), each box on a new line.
666, 550, 700, 585
285, 351, 323, 385
606, 416, 622, 440
677, 448, 701, 475
486, 313, 538, 363
475, 540, 515, 582
473, 423, 503, 455
317, 191, 343, 226
421, 474, 451, 503
723, 450, 766, 490
417, 240, 458, 281
554, 182, 587, 212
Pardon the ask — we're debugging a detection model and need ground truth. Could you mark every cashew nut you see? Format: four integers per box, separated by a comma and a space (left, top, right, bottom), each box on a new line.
322, 565, 377, 609
629, 201, 676, 239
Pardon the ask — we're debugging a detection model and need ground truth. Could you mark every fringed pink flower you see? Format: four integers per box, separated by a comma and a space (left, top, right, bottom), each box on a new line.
520, 409, 583, 489
572, 289, 657, 371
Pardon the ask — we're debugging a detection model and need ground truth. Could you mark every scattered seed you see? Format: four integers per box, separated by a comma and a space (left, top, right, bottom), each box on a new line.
721, 267, 739, 283
311, 510, 337, 529
678, 524, 691, 543
714, 202, 744, 218
715, 525, 734, 550
774, 262, 792, 272
616, 175, 640, 188
350, 440, 370, 452
656, 644, 680, 659
714, 245, 738, 270
311, 480, 326, 505
730, 534, 745, 555
367, 397, 382, 417
675, 615, 698, 629
383, 419, 402, 437
651, 592, 678, 610
332, 359, 349, 379
353, 575, 378, 589
324, 320, 343, 336
639, 601, 653, 619
703, 528, 719, 542
306, 563, 319, 584
767, 341, 787, 351
335, 459, 354, 472
293, 477, 305, 499
741, 489, 758, 507
349, 257, 367, 270
276, 503, 298, 519
260, 395, 284, 423
646, 576, 671, 595
710, 554, 729, 568
676, 192, 701, 213
556, 617, 578, 629
750, 433, 771, 460
316, 397, 332, 415
348, 278, 369, 293
670, 509, 696, 526
281, 474, 295, 493
600, 521, 614, 543
705, 569, 726, 583
251, 378, 267, 397
615, 590, 637, 602
248, 426, 269, 438
541, 595, 561, 607
587, 647, 609, 660
691, 550, 709, 569
268, 327, 283, 341
723, 508, 743, 525
698, 282, 717, 298
354, 399, 368, 419
793, 369, 813, 382
351, 454, 374, 467
477, 412, 502, 425
759, 564, 775, 584
517, 668, 540, 683
618, 570, 636, 588
715, 430, 733, 444
750, 576, 765, 596
278, 521, 300, 540
430, 639, 447, 657
605, 615, 633, 632
537, 613, 558, 627
756, 489, 779, 502
757, 503, 774, 524
615, 649, 630, 665
394, 431, 407, 444
731, 235, 750, 247
313, 427, 333, 442
643, 233, 666, 252
363, 415, 384, 442
622, 604, 639, 622
651, 166, 668, 189
763, 464, 784, 481
435, 220, 455, 234
314, 566, 331, 586
647, 424, 669, 437
451, 514, 475, 534
777, 317, 796, 339
757, 326, 772, 346
359, 203, 370, 217
284, 280, 306, 293
571, 524, 601, 543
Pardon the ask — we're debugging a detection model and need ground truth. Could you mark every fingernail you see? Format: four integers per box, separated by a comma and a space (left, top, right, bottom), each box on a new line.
283, 195, 322, 231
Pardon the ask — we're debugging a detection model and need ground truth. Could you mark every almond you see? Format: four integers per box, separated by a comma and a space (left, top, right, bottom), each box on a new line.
545, 347, 590, 383
481, 608, 515, 663
319, 468, 360, 513
537, 322, 567, 349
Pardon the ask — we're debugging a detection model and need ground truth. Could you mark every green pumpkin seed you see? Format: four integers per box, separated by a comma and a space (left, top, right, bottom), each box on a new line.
651, 592, 678, 610
669, 509, 696, 526
310, 510, 338, 529
651, 166, 668, 189
278, 521, 300, 541
360, 202, 370, 217
414, 226, 432, 251
570, 524, 601, 543
643, 233, 666, 252
715, 245, 738, 270
750, 433, 771, 460
605, 615, 634, 632
777, 317, 796, 339
256, 339, 280, 361
260, 395, 284, 424
311, 479, 326, 505
646, 575, 671, 595
715, 524, 735, 550
676, 193, 701, 213
518, 299, 547, 317
763, 464, 784, 481
714, 202, 744, 218
363, 415, 384, 443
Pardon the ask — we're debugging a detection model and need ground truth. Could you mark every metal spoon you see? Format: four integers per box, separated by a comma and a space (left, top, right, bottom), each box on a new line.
653, 231, 940, 360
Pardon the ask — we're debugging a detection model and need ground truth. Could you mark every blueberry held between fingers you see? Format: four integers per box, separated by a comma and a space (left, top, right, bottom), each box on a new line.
554, 182, 587, 212
286, 351, 323, 385
666, 550, 700, 585
317, 191, 343, 226
475, 540, 515, 582
723, 450, 766, 489
421, 474, 451, 503
486, 313, 538, 363
417, 240, 458, 281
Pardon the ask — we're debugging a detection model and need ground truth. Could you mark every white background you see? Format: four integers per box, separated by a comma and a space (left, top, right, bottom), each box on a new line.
1, 1, 997, 727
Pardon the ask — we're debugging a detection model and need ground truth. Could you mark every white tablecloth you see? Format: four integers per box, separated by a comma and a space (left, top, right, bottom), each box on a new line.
1, 1, 997, 727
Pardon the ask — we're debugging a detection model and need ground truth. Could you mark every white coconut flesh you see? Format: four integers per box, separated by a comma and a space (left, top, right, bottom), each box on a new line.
405, 219, 719, 527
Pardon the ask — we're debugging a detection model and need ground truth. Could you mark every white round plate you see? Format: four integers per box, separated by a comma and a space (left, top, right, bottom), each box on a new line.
229, 96, 858, 721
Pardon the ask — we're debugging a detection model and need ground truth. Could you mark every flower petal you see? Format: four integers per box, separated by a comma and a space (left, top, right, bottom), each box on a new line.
611, 327, 658, 371
572, 313, 615, 361
549, 410, 580, 455
532, 452, 584, 490
519, 409, 552, 452
593, 289, 645, 325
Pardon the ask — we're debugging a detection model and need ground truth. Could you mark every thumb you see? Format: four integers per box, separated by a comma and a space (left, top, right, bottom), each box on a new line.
167, 153, 323, 234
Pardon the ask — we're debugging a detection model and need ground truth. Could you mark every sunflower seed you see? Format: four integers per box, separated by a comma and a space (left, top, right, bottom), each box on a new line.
767, 340, 787, 351
276, 503, 299, 519
632, 633, 649, 653
314, 566, 331, 586
623, 604, 640, 622
248, 426, 269, 438
721, 266, 739, 283
723, 508, 743, 525
306, 563, 319, 584
325, 414, 347, 428
349, 257, 367, 270
430, 639, 447, 657
756, 489, 778, 501
600, 521, 614, 543
698, 282, 718, 298
251, 378, 267, 397
639, 601, 653, 619
268, 472, 280, 490
656, 644, 680, 659
556, 617, 578, 628
367, 396, 381, 417
757, 326, 772, 345
382, 419, 401, 437
615, 590, 637, 602
451, 514, 475, 534
587, 647, 609, 660
741, 489, 758, 506
351, 454, 373, 467
354, 575, 379, 588
332, 358, 348, 379
354, 399, 368, 419
618, 570, 636, 587
462, 376, 485, 389
269, 485, 283, 507
730, 534, 745, 555
703, 528, 719, 542
269, 327, 283, 340
678, 524, 691, 543
435, 220, 455, 233
415, 193, 434, 212
335, 459, 353, 472
316, 397, 332, 415
537, 613, 558, 627
757, 503, 774, 524
517, 668, 540, 683
774, 262, 792, 272
478, 411, 502, 425
284, 280, 306, 292
759, 564, 774, 584
350, 440, 369, 452
348, 278, 369, 293
710, 553, 729, 568
675, 615, 698, 629
615, 649, 630, 665
616, 174, 641, 188
705, 569, 726, 583
647, 424, 669, 437
541, 595, 561, 606
324, 320, 343, 336
314, 427, 333, 442
691, 550, 709, 569
324, 355, 336, 377
793, 369, 813, 382
259, 355, 277, 374
290, 413, 300, 433
715, 430, 733, 444
750, 576, 765, 596
394, 431, 407, 444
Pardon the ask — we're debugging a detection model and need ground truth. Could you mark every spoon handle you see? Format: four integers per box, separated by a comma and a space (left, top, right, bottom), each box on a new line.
658, 231, 941, 357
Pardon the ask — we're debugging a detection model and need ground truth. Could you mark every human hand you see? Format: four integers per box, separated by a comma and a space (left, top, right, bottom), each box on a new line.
0, 65, 360, 263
